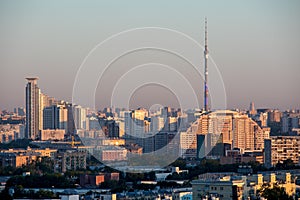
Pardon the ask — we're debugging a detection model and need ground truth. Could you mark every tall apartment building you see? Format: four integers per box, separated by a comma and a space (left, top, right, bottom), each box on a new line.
25, 77, 40, 139
132, 109, 148, 137
232, 115, 254, 151
180, 123, 198, 158
264, 136, 300, 168
73, 105, 87, 130
124, 111, 132, 137
25, 77, 55, 139
115, 120, 125, 137
168, 117, 177, 132
197, 111, 233, 145
66, 103, 75, 135
249, 102, 257, 116
281, 112, 300, 133
43, 104, 68, 131
267, 110, 282, 124
151, 116, 164, 133
124, 109, 148, 138
39, 93, 55, 131
196, 110, 269, 152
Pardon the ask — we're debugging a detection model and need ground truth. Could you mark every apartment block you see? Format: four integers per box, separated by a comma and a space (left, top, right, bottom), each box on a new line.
264, 136, 300, 168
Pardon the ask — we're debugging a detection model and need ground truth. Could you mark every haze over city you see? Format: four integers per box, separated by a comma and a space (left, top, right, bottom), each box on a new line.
1, 0, 300, 111
1, 2, 300, 200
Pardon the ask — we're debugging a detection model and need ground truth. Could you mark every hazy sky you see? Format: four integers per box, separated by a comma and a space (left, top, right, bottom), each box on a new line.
0, 0, 300, 111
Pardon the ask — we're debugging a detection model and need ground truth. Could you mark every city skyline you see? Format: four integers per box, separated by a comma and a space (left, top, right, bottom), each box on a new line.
1, 1, 300, 111
1, 2, 300, 199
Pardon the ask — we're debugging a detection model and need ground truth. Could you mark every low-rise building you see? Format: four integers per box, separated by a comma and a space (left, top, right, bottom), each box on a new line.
192, 171, 296, 199
55, 150, 87, 172
80, 174, 105, 187
104, 172, 120, 181
40, 129, 65, 141
220, 149, 263, 165
172, 191, 192, 200
80, 172, 120, 187
0, 152, 39, 168
96, 146, 127, 162
1, 147, 57, 159
125, 144, 143, 155
261, 172, 296, 197
192, 176, 245, 200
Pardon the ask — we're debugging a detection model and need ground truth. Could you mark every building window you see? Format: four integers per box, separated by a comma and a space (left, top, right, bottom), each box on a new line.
220, 187, 224, 190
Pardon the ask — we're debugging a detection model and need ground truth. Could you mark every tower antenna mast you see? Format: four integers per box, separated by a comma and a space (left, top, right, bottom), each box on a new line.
204, 18, 209, 111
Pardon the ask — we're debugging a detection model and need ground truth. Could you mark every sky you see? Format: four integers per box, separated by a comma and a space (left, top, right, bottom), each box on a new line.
0, 0, 300, 111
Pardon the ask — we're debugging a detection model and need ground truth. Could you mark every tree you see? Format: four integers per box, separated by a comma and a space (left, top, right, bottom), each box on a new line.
5, 174, 76, 189
275, 159, 295, 170
259, 184, 293, 200
0, 139, 38, 149
170, 158, 187, 169
100, 180, 127, 193
35, 189, 57, 198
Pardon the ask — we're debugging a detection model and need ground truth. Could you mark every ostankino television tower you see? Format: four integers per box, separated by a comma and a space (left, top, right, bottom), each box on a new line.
204, 18, 209, 112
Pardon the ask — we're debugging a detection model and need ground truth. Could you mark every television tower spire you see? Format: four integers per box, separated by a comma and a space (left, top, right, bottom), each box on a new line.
204, 17, 209, 111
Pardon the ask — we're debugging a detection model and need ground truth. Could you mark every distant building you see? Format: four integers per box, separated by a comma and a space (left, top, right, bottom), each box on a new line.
14, 107, 25, 116
249, 102, 257, 116
124, 109, 148, 138
104, 172, 120, 181
88, 116, 100, 130
43, 104, 68, 131
281, 111, 300, 133
259, 172, 296, 197
151, 116, 164, 132
59, 189, 79, 200
97, 193, 116, 200
264, 136, 300, 168
0, 147, 57, 159
267, 109, 282, 124
66, 103, 75, 135
115, 120, 125, 137
101, 138, 125, 146
106, 119, 120, 138
172, 191, 192, 200
40, 129, 65, 141
0, 124, 25, 142
168, 117, 178, 132
80, 174, 105, 187
73, 105, 87, 130
192, 176, 245, 200
220, 149, 260, 165
0, 152, 38, 168
25, 77, 40, 139
125, 144, 143, 155
25, 77, 54, 140
193, 110, 269, 158
192, 172, 296, 199
80, 173, 119, 187
97, 146, 127, 162
55, 150, 87, 172
180, 130, 196, 158
39, 93, 55, 131
139, 131, 178, 154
